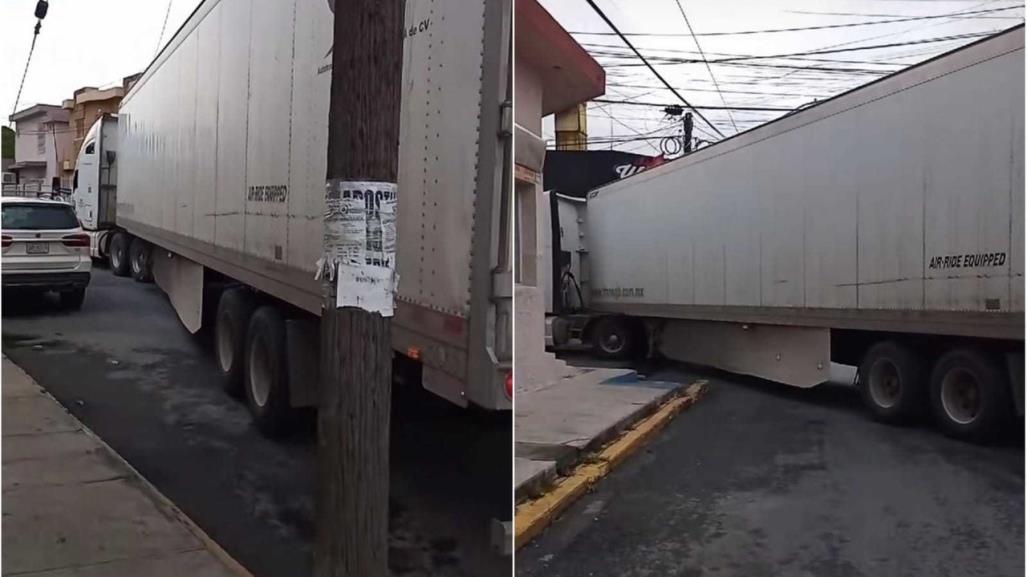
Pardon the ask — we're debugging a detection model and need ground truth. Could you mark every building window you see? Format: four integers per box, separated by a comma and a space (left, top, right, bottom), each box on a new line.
37, 131, 46, 155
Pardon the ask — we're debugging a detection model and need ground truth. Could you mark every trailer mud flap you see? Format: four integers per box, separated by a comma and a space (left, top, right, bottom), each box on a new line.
152, 250, 204, 334
659, 319, 830, 388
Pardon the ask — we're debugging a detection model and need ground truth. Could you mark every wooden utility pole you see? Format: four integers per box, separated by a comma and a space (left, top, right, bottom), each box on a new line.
316, 1, 404, 576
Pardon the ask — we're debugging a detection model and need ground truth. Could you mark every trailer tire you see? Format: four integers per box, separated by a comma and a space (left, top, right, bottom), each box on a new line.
215, 289, 254, 397
930, 348, 1011, 443
129, 238, 153, 283
109, 232, 130, 277
244, 306, 294, 437
857, 341, 927, 424
591, 316, 634, 359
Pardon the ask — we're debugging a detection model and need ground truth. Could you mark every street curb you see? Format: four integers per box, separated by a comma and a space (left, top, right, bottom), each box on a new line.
514, 380, 708, 550
5, 358, 255, 577
76, 422, 257, 577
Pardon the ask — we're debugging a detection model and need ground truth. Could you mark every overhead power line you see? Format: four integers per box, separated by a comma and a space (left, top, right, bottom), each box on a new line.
593, 98, 796, 111
12, 2, 49, 118
582, 42, 909, 67
605, 83, 830, 99
155, 0, 174, 58
593, 52, 903, 75
708, 30, 1006, 62
590, 30, 1003, 68
582, 0, 726, 139
672, 0, 737, 133
745, 0, 1009, 104
569, 5, 1021, 38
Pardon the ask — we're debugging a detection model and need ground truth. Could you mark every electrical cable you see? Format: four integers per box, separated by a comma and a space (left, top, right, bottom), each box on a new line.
594, 30, 1003, 67
582, 0, 725, 139
593, 99, 797, 111
767, 1, 1009, 75
569, 5, 1020, 38
155, 0, 174, 58
12, 21, 43, 118
672, 0, 737, 133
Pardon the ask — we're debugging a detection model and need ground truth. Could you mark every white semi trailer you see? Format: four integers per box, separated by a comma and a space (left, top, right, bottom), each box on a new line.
72, 0, 512, 434
546, 26, 1024, 442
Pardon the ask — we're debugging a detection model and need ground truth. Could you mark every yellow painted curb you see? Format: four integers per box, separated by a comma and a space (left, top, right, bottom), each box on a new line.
514, 380, 708, 550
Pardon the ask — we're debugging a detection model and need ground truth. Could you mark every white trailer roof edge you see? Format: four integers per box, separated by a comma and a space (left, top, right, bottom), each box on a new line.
587, 24, 1025, 202
120, 1, 218, 109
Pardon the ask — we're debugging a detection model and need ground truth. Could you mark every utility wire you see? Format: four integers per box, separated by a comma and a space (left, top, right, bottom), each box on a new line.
594, 53, 901, 75
582, 42, 909, 67
673, 0, 736, 132
582, 0, 725, 139
593, 30, 1002, 70
605, 83, 831, 98
12, 20, 43, 118
155, 0, 174, 58
750, 0, 1010, 104
569, 5, 1020, 37
709, 30, 1004, 62
593, 99, 795, 111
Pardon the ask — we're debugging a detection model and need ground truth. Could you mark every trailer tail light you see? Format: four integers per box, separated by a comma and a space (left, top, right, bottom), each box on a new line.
505, 372, 512, 399
1, 235, 11, 248
62, 233, 90, 248
406, 346, 421, 360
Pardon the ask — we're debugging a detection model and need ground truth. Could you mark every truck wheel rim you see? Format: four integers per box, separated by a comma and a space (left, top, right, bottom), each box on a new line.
868, 358, 901, 409
132, 252, 141, 274
111, 249, 121, 270
217, 318, 234, 373
249, 334, 272, 408
600, 330, 624, 354
940, 367, 981, 425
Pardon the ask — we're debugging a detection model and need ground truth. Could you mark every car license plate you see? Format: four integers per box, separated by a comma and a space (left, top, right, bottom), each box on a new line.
26, 242, 49, 254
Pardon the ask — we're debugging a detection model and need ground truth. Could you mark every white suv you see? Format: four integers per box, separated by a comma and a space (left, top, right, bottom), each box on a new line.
1, 197, 91, 309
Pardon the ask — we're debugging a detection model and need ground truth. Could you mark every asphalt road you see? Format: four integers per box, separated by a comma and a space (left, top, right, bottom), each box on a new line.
2, 268, 511, 577
518, 362, 1024, 577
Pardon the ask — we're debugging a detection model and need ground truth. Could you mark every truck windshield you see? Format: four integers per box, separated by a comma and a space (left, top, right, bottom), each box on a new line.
2, 203, 79, 230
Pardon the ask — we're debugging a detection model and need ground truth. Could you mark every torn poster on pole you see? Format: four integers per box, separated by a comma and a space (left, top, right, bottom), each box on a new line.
317, 179, 398, 316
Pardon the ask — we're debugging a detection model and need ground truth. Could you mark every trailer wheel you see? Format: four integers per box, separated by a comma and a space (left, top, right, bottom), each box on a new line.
592, 316, 633, 359
109, 232, 130, 277
857, 341, 927, 424
244, 306, 294, 437
215, 289, 254, 397
129, 238, 153, 283
930, 348, 1011, 442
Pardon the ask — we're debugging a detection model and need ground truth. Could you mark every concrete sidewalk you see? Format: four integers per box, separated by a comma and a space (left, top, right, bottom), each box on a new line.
514, 365, 688, 502
2, 357, 248, 577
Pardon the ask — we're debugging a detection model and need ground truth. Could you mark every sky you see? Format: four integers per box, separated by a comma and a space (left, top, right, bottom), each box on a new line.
538, 0, 1024, 156
1, 0, 198, 123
